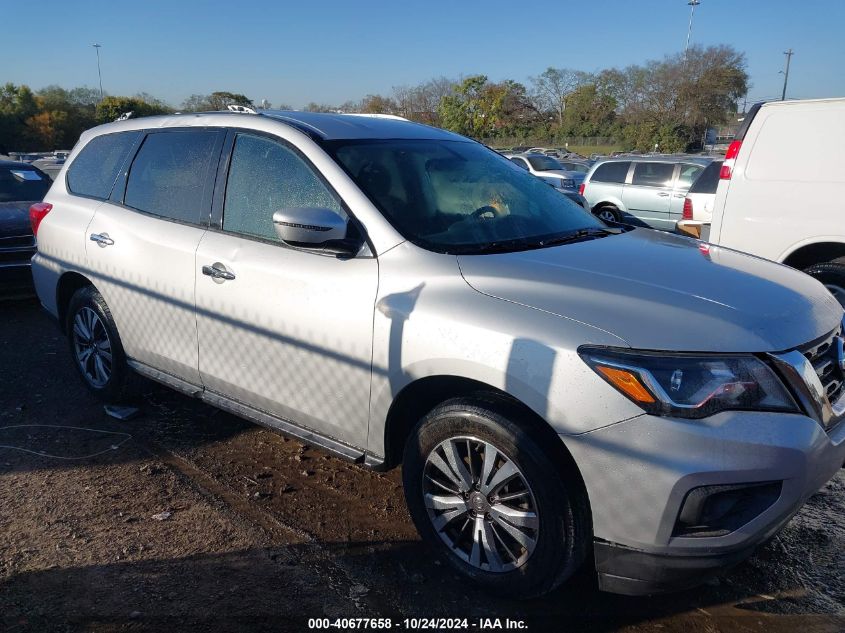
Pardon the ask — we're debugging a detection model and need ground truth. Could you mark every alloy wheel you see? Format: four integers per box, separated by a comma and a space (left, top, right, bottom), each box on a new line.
422, 436, 539, 573
72, 307, 113, 388
598, 209, 617, 222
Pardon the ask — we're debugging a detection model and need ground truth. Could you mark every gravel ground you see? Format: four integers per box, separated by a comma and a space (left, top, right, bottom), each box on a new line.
1, 296, 843, 633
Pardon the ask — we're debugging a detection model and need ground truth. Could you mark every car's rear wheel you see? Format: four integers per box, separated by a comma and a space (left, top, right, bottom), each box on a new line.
594, 206, 620, 223
803, 261, 845, 307
402, 397, 589, 599
67, 286, 133, 402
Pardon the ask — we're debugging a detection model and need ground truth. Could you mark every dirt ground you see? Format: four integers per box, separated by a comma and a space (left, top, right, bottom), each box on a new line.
1, 296, 843, 633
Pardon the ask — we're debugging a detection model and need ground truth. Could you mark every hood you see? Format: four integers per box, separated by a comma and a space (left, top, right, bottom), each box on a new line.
0, 202, 34, 237
458, 229, 843, 352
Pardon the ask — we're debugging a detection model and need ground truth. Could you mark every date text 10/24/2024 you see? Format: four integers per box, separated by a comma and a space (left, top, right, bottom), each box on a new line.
308, 618, 528, 630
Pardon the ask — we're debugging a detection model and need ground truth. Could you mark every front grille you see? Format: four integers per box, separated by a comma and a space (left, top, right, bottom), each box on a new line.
0, 234, 35, 249
800, 325, 845, 408
0, 234, 36, 266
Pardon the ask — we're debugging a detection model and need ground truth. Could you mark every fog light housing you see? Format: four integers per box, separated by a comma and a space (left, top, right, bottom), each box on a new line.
673, 481, 782, 538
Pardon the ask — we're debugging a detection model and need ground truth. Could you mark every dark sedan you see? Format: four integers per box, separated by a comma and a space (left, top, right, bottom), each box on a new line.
0, 160, 51, 292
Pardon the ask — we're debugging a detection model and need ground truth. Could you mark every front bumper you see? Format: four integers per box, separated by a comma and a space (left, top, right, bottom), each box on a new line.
563, 410, 845, 595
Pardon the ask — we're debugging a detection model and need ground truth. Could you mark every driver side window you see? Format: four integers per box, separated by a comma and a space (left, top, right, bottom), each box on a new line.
223, 134, 344, 242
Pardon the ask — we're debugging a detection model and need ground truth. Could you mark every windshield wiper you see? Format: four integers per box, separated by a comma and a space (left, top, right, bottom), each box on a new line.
538, 227, 618, 247
452, 227, 621, 255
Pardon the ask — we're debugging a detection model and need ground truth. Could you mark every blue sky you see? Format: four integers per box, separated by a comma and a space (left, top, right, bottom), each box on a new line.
6, 0, 845, 108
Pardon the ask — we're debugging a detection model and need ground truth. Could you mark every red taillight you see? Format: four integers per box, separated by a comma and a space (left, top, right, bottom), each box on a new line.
719, 140, 742, 180
682, 197, 693, 220
29, 202, 53, 236
578, 183, 585, 196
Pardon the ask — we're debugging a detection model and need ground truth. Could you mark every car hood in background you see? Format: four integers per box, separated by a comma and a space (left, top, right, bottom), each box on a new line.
458, 229, 843, 352
0, 201, 34, 237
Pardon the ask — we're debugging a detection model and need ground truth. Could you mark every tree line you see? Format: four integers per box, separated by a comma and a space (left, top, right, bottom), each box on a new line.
1, 45, 747, 153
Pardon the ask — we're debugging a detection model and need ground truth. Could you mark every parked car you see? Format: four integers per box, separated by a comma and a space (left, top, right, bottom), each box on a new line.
580, 156, 711, 229
505, 153, 585, 191
679, 160, 722, 225
31, 157, 66, 181
0, 160, 50, 291
31, 111, 845, 599
557, 159, 591, 174
678, 98, 845, 306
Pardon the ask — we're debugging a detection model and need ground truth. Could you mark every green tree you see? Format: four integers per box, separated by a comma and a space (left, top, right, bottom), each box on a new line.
438, 75, 490, 138
0, 83, 39, 150
95, 96, 171, 124
180, 91, 252, 112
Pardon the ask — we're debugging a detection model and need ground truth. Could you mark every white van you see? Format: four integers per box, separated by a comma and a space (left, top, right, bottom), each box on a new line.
678, 98, 845, 305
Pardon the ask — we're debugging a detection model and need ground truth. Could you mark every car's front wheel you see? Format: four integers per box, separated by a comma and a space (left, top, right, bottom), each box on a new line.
402, 397, 589, 599
66, 286, 133, 402
804, 260, 845, 307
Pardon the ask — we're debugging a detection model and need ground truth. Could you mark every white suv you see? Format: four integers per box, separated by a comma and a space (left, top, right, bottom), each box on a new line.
29, 110, 845, 598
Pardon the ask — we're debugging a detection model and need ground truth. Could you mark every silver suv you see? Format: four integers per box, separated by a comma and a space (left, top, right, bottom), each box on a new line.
581, 156, 711, 230
30, 111, 845, 598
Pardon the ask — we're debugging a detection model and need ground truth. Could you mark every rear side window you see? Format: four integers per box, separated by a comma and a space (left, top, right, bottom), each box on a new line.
66, 131, 139, 199
631, 162, 674, 187
688, 161, 722, 194
676, 163, 705, 189
591, 161, 630, 184
223, 134, 344, 242
124, 130, 220, 224
0, 167, 51, 202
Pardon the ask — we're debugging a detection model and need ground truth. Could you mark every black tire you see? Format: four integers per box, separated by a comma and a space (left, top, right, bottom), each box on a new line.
803, 261, 845, 307
594, 205, 620, 223
66, 286, 134, 403
402, 397, 590, 599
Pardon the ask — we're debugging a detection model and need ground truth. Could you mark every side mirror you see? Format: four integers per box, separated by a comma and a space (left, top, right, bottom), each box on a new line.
272, 207, 358, 254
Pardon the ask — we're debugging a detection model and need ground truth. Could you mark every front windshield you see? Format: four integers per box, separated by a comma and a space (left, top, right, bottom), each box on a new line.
328, 139, 604, 254
527, 155, 564, 171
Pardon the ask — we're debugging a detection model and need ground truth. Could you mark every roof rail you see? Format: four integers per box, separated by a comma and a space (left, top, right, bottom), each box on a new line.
227, 104, 257, 114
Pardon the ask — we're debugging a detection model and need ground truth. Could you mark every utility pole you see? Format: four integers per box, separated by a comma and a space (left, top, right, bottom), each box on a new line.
92, 44, 104, 101
781, 49, 794, 100
685, 0, 701, 58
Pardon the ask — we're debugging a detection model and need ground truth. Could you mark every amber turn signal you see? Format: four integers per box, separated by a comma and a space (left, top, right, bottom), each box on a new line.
595, 366, 656, 404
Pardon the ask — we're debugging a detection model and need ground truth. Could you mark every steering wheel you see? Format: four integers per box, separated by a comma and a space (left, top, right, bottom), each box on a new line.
471, 205, 506, 220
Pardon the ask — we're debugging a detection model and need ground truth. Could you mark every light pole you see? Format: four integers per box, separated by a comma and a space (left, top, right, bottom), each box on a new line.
685, 0, 701, 58
92, 44, 104, 101
780, 49, 794, 101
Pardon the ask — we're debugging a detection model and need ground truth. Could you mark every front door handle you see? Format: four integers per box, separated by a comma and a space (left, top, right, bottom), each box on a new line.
202, 263, 236, 281
89, 232, 114, 247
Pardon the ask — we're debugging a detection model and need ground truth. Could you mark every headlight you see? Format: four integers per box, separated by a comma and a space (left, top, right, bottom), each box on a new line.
578, 347, 799, 419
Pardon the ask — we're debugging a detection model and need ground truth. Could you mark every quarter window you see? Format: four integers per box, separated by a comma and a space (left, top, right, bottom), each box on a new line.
124, 130, 220, 224
591, 161, 630, 184
223, 134, 343, 242
631, 162, 674, 187
66, 131, 140, 200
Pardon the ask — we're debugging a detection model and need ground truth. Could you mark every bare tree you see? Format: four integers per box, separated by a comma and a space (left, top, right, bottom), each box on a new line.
530, 67, 590, 125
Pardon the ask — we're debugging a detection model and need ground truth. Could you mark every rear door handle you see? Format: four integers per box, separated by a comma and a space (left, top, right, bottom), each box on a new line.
202, 263, 236, 281
89, 232, 114, 247
656, 192, 670, 197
